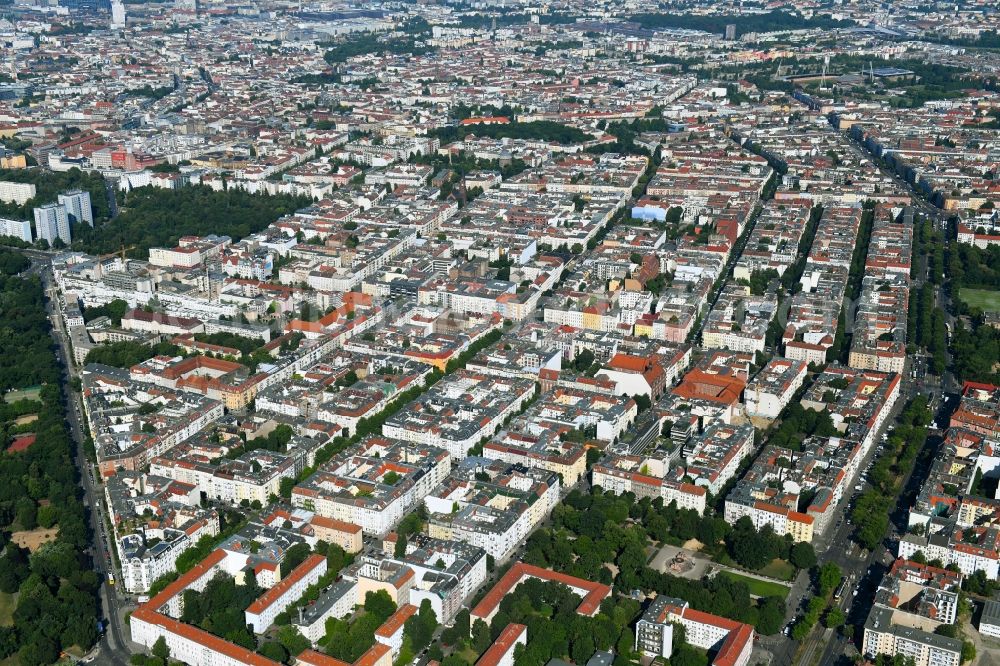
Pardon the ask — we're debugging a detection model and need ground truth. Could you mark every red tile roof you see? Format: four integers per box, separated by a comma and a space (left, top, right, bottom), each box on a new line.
311, 515, 363, 535
297, 650, 352, 666
296, 644, 390, 666
672, 369, 745, 405
375, 604, 416, 638
130, 607, 281, 666
476, 623, 527, 666
145, 548, 227, 612
672, 606, 754, 666
246, 554, 325, 615
470, 563, 611, 621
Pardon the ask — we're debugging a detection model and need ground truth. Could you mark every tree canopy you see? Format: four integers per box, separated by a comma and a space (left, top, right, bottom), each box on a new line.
430, 121, 590, 146
72, 185, 309, 256
0, 250, 100, 662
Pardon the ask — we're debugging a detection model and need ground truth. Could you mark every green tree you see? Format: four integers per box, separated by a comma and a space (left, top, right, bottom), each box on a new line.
790, 542, 817, 570
824, 607, 845, 629
281, 542, 312, 577
571, 633, 595, 664
817, 562, 842, 597
962, 640, 976, 663
364, 590, 397, 622
259, 641, 289, 662
19, 638, 60, 666
755, 596, 785, 635
934, 624, 959, 638
454, 608, 471, 638
276, 625, 311, 656
151, 636, 170, 661
471, 619, 491, 653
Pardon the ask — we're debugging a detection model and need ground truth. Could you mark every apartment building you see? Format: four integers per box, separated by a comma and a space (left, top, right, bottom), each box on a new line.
245, 554, 327, 633
0, 180, 35, 204
476, 623, 527, 666
801, 365, 902, 460
898, 526, 1000, 579
309, 515, 363, 554
635, 596, 754, 666
848, 209, 912, 375
151, 448, 297, 506
592, 453, 707, 514
725, 435, 864, 543
291, 438, 451, 536
0, 217, 32, 242
292, 578, 357, 643
702, 283, 778, 355
744, 357, 808, 420
83, 364, 225, 475
949, 382, 1000, 439
382, 371, 536, 461
596, 352, 668, 399
380, 536, 488, 623
57, 189, 93, 226
681, 422, 755, 495
484, 429, 589, 486
118, 520, 217, 593
424, 461, 560, 562
863, 560, 964, 666
130, 548, 282, 666
34, 202, 71, 245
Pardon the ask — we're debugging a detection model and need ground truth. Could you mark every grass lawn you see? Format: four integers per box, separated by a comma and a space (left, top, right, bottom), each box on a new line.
718, 571, 790, 599
0, 592, 16, 626
453, 645, 479, 664
758, 558, 797, 582
960, 288, 1000, 313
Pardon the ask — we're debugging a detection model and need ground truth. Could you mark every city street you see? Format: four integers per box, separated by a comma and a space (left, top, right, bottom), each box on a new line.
37, 259, 133, 666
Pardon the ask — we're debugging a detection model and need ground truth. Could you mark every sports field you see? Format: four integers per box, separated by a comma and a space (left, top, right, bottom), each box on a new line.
960, 288, 1000, 313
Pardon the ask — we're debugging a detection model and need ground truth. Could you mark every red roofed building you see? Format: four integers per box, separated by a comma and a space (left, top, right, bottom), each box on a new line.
672, 369, 746, 423
635, 596, 754, 666
470, 562, 611, 624
459, 117, 510, 126
596, 352, 667, 398
374, 604, 416, 655
309, 515, 364, 553
130, 607, 282, 666
476, 623, 527, 666
131, 548, 282, 666
295, 646, 392, 666
246, 554, 327, 633
121, 308, 204, 336
950, 382, 1000, 437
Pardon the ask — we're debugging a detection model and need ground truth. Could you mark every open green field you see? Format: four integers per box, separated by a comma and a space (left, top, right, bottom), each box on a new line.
0, 592, 17, 626
960, 288, 1000, 313
758, 558, 797, 581
718, 571, 790, 599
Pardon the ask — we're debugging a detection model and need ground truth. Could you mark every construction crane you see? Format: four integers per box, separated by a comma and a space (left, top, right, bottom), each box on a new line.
97, 244, 136, 263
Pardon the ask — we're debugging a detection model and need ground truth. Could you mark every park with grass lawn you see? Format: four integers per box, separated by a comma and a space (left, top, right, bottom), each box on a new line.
959, 287, 1000, 313
717, 571, 790, 599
